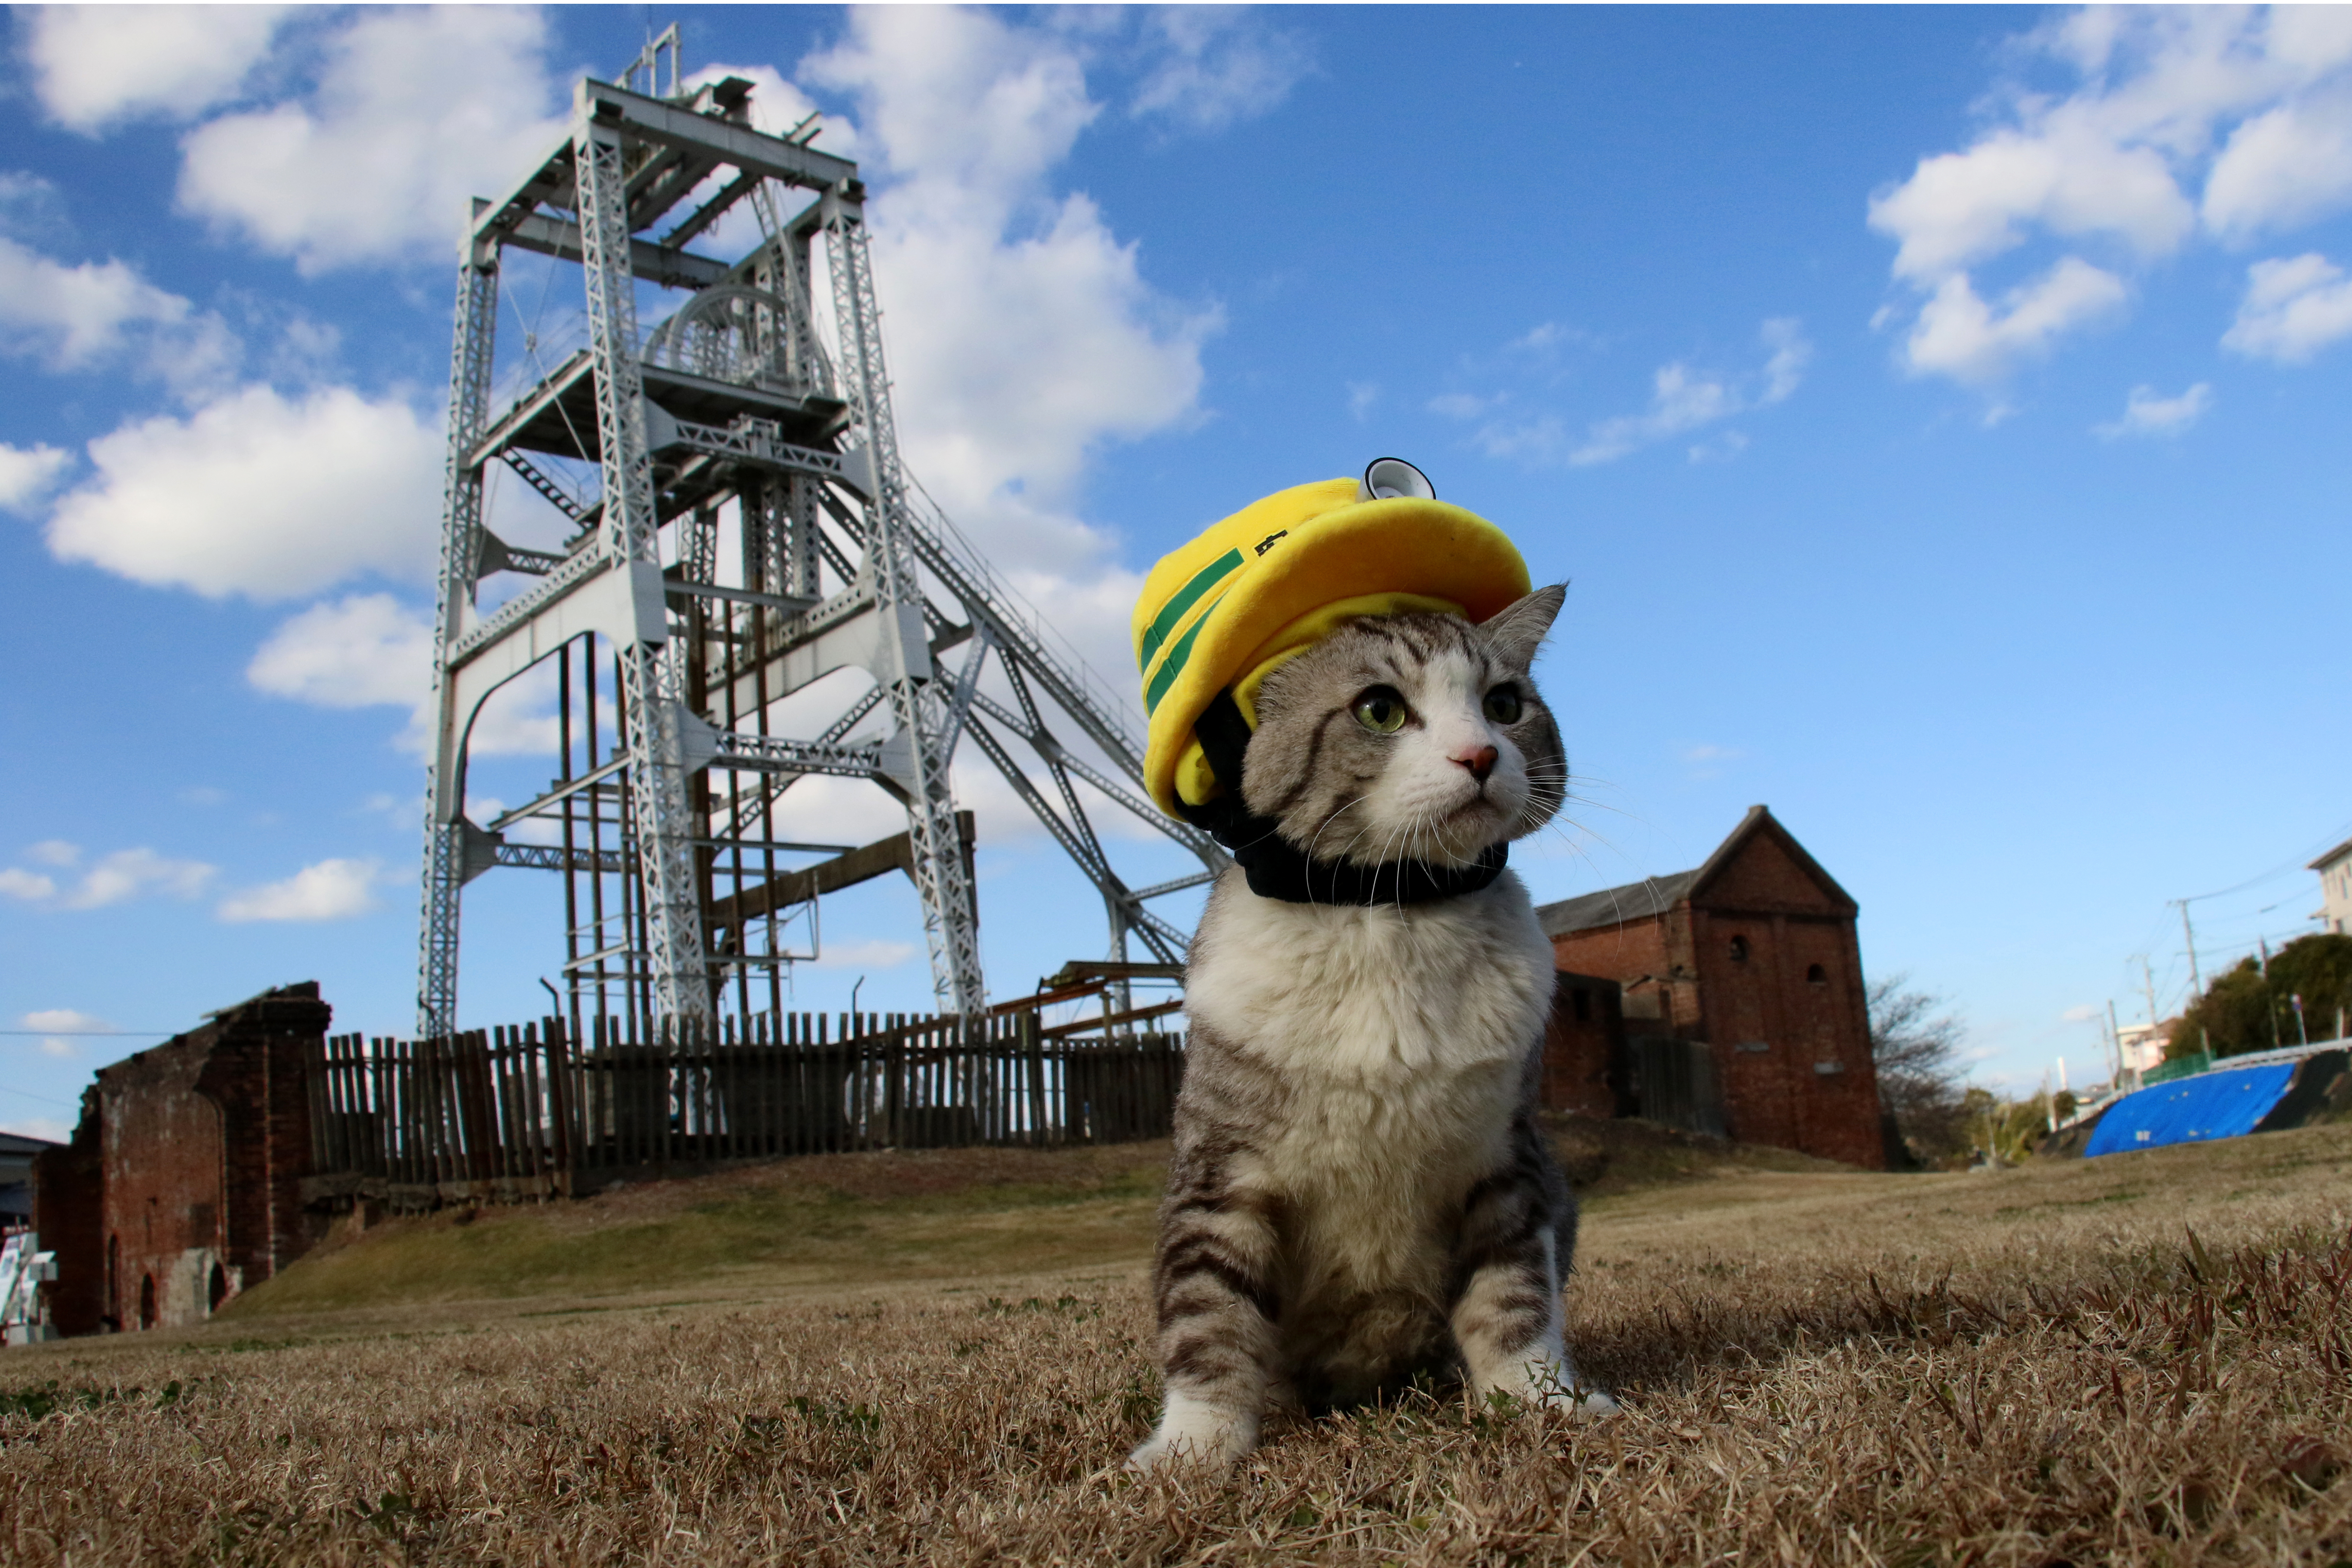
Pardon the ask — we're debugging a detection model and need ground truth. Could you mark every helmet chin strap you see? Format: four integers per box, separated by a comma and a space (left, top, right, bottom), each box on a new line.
1174, 688, 1508, 906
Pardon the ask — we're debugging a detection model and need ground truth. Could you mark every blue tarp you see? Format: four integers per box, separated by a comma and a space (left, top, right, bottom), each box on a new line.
2084, 1063, 2297, 1157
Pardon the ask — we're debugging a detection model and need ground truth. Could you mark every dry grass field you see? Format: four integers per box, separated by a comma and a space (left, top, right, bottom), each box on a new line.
5, 1118, 2351, 1565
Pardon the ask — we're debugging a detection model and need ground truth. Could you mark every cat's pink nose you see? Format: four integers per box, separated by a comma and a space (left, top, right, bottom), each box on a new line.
1454, 744, 1498, 782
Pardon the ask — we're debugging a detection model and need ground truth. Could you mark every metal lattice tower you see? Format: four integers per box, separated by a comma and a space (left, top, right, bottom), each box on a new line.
418, 32, 1223, 1039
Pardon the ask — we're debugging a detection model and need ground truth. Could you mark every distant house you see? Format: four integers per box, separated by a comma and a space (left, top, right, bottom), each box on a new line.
0, 1130, 58, 1228
2115, 1022, 2171, 1075
1533, 806, 1888, 1170
2311, 836, 2352, 936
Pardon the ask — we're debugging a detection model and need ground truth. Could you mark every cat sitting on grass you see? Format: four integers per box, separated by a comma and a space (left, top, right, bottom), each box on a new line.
1130, 582, 1617, 1474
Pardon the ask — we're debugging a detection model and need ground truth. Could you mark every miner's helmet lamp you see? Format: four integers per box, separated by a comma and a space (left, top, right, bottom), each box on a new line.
1131, 458, 1533, 818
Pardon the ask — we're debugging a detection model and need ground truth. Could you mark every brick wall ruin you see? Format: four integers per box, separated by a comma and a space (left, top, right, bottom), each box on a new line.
33, 983, 331, 1335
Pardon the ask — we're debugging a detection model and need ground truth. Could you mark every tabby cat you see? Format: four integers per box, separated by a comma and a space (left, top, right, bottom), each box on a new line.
1130, 584, 1616, 1473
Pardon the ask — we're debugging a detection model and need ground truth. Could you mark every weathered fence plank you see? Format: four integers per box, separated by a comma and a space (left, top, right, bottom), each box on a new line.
303, 1010, 1184, 1210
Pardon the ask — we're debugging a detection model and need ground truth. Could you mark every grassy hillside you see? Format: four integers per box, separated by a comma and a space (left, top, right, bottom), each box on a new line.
230, 1141, 1173, 1318
223, 1115, 1847, 1320
7, 1122, 2350, 1564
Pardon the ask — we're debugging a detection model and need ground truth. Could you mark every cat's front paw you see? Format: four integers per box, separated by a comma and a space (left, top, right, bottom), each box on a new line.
1552, 1384, 1618, 1418
1125, 1391, 1257, 1474
1514, 1359, 1619, 1418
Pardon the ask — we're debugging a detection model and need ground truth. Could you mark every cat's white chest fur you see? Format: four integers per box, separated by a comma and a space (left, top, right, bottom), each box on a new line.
1186, 870, 1556, 1289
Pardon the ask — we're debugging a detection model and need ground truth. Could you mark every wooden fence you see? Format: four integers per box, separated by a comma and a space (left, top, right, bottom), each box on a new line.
301, 1012, 1185, 1210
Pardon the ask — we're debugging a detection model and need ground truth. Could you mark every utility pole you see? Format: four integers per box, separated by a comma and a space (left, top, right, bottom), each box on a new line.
2107, 998, 2129, 1087
2172, 899, 2202, 995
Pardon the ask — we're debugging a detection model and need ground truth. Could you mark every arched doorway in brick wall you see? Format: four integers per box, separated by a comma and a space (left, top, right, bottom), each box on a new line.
208, 1262, 228, 1314
138, 1273, 155, 1331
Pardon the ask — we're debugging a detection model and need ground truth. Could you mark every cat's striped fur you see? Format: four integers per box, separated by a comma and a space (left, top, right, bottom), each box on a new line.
1130, 586, 1614, 1473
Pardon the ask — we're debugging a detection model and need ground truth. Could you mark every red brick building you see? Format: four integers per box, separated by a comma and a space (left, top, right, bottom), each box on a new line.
34, 983, 330, 1335
1534, 807, 1887, 1169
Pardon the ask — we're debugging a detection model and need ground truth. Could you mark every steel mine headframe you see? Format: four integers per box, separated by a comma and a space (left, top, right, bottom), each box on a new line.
418, 43, 1224, 1039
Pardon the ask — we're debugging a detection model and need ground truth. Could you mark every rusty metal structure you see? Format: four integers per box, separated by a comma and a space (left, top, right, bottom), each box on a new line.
417, 30, 1222, 1040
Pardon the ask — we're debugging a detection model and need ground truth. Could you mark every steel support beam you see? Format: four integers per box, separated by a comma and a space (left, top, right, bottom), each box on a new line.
415, 255, 499, 1041
419, 52, 1215, 1041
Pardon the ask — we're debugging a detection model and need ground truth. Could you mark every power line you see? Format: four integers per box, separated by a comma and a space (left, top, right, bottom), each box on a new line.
2180, 817, 2352, 904
0, 1084, 78, 1108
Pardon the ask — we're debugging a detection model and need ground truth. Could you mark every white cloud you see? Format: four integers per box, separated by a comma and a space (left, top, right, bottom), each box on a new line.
2222, 252, 2352, 362
2204, 95, 2352, 240
1870, 124, 2192, 284
0, 443, 70, 515
46, 383, 441, 600
1554, 318, 1811, 467
812, 937, 919, 971
0, 234, 236, 394
1346, 381, 1378, 420
248, 593, 432, 709
2095, 381, 2213, 439
24, 842, 79, 867
0, 1117, 72, 1144
24, 4, 294, 133
1868, 9, 2352, 384
0, 171, 66, 236
803, 8, 1217, 580
38, 1036, 78, 1059
1570, 365, 1738, 466
463, 663, 571, 758
1677, 742, 1744, 780
59, 848, 215, 910
1468, 414, 1567, 463
1128, 9, 1312, 133
2061, 1004, 2101, 1023
177, 8, 569, 274
246, 591, 569, 758
1509, 322, 1583, 353
21, 1008, 106, 1032
1687, 430, 1750, 465
217, 858, 383, 923
1428, 392, 1500, 420
0, 869, 57, 902
361, 792, 413, 833
1758, 317, 1811, 401
1900, 258, 2128, 384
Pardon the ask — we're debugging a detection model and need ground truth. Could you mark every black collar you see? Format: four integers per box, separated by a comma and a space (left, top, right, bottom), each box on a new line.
1177, 689, 1509, 907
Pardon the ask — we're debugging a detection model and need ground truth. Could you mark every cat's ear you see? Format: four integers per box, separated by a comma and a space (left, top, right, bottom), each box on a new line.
1479, 584, 1566, 670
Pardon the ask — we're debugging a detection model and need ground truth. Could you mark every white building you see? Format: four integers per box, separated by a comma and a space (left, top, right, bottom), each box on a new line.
2310, 836, 2352, 936
2115, 1023, 2170, 1073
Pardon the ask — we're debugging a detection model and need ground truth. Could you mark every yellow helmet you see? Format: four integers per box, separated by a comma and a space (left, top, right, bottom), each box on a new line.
1132, 460, 1531, 817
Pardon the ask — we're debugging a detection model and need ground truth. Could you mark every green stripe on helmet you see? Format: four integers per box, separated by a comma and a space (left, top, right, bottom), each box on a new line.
1137, 548, 1243, 674
1142, 593, 1222, 716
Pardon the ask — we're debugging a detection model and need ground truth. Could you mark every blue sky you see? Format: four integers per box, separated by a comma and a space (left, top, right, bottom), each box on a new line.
6, 5, 2352, 1138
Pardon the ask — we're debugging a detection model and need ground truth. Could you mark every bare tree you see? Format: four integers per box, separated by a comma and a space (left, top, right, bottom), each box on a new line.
1869, 974, 1969, 1165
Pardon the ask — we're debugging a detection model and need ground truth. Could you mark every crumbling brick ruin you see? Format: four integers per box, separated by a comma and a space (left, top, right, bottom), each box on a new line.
34, 983, 330, 1335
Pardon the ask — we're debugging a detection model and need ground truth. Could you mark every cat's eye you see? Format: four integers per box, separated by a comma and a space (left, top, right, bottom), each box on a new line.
1352, 686, 1408, 734
1483, 686, 1524, 725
